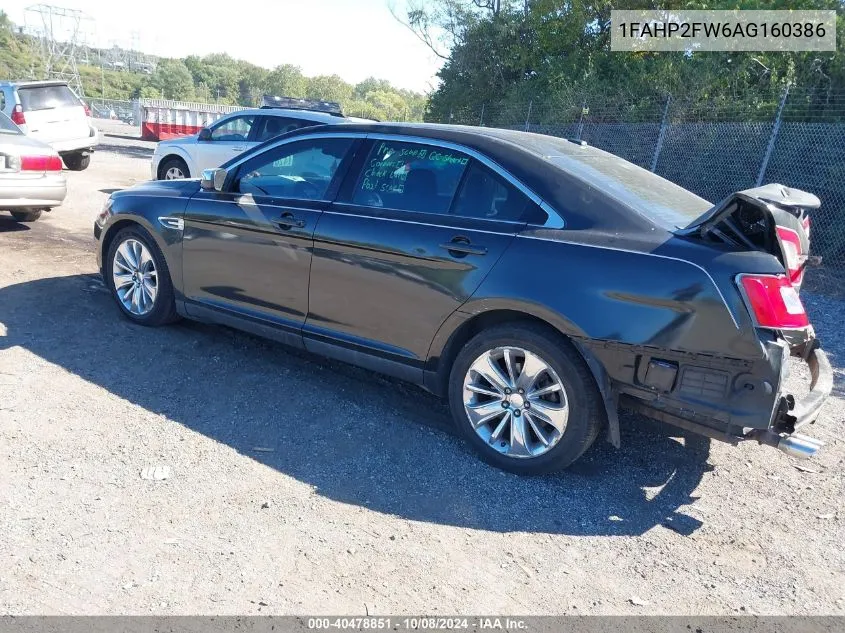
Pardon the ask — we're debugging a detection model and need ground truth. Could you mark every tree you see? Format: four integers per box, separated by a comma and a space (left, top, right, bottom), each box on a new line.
0, 12, 429, 120
354, 77, 393, 99
306, 74, 354, 103
150, 59, 195, 100
421, 0, 845, 122
237, 61, 268, 106
265, 64, 307, 98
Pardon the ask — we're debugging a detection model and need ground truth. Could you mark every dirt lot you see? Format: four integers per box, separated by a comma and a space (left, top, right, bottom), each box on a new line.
0, 125, 843, 615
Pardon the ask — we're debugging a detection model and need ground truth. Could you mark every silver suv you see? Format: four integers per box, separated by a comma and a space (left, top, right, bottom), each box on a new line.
151, 96, 371, 180
0, 80, 99, 171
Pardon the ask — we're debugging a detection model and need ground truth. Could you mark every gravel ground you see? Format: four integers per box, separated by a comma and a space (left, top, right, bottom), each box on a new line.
0, 126, 843, 615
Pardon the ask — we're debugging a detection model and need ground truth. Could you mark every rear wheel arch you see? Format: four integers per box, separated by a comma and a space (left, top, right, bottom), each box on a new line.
428, 307, 590, 394
429, 306, 619, 447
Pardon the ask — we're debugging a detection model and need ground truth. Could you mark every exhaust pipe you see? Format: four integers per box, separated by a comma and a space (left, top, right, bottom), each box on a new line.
777, 433, 824, 459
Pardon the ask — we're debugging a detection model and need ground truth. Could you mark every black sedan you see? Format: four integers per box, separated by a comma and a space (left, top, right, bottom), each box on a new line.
94, 122, 832, 475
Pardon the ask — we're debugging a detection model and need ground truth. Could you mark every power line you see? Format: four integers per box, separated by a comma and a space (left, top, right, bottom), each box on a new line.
23, 3, 96, 98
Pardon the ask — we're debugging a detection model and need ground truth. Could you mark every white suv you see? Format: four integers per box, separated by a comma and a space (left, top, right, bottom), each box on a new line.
151, 103, 368, 180
0, 80, 99, 171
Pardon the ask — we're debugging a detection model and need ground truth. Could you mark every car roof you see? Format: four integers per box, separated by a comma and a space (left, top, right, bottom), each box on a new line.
227, 108, 350, 124
0, 80, 71, 89
289, 122, 709, 232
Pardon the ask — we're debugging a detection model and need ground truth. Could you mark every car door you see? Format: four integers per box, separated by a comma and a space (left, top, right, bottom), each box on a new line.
181, 135, 359, 345
195, 113, 257, 173
305, 137, 531, 380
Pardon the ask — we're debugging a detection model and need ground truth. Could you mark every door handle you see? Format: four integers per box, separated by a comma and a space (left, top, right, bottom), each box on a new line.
232, 146, 245, 152
439, 237, 487, 257
276, 213, 306, 230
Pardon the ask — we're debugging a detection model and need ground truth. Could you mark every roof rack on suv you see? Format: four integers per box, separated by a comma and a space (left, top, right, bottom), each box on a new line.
261, 95, 344, 116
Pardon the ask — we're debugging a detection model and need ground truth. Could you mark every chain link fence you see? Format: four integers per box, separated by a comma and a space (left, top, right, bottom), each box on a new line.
437, 87, 845, 292
88, 98, 136, 124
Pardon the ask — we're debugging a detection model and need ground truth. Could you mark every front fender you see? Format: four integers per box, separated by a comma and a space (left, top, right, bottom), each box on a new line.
98, 190, 192, 297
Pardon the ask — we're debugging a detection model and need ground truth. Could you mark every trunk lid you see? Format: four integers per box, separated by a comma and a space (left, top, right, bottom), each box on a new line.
0, 120, 60, 180
679, 184, 819, 289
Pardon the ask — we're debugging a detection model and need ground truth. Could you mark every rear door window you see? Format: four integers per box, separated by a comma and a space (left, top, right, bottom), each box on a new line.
253, 116, 319, 142
18, 84, 79, 111
352, 140, 468, 213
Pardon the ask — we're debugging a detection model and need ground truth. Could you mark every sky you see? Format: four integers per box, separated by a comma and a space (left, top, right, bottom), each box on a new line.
2, 0, 444, 93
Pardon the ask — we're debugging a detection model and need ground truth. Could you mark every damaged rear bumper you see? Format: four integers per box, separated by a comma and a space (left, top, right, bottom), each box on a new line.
749, 345, 833, 458
615, 338, 832, 459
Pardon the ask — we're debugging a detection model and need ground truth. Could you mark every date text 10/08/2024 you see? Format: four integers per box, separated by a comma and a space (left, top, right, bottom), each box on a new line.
307, 618, 528, 630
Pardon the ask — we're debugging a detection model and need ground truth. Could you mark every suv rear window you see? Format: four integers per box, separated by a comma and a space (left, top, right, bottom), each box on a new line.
18, 84, 80, 111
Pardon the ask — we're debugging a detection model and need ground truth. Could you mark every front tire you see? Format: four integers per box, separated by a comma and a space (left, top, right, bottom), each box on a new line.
63, 152, 90, 171
448, 323, 605, 475
159, 157, 189, 180
105, 226, 178, 326
10, 209, 42, 222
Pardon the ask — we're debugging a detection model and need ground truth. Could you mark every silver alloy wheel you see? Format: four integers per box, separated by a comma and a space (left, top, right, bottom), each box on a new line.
462, 347, 569, 459
112, 238, 158, 316
164, 166, 185, 179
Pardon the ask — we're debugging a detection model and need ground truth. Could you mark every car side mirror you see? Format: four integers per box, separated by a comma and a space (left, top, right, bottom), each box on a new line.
198, 128, 212, 141
201, 168, 227, 192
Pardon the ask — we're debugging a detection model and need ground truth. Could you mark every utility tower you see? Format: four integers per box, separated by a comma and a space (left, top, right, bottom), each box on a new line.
24, 4, 95, 98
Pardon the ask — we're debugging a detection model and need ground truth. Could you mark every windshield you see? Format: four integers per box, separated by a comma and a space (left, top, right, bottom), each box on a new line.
0, 111, 23, 135
18, 84, 80, 111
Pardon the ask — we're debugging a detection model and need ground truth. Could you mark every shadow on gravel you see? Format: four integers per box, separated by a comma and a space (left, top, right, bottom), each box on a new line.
0, 216, 31, 233
0, 274, 717, 536
97, 143, 154, 160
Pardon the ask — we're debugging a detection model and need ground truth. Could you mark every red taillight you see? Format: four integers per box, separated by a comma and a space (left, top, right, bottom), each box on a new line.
776, 226, 804, 285
11, 104, 25, 126
20, 155, 63, 171
739, 274, 808, 329
82, 102, 91, 117
802, 216, 811, 239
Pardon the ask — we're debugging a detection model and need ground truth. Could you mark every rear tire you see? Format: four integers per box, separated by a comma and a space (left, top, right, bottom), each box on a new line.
11, 209, 42, 222
159, 157, 189, 180
448, 322, 605, 475
104, 225, 178, 326
63, 152, 90, 171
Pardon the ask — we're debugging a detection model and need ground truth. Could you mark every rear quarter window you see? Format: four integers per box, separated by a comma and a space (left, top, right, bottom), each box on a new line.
18, 85, 80, 111
0, 112, 22, 135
